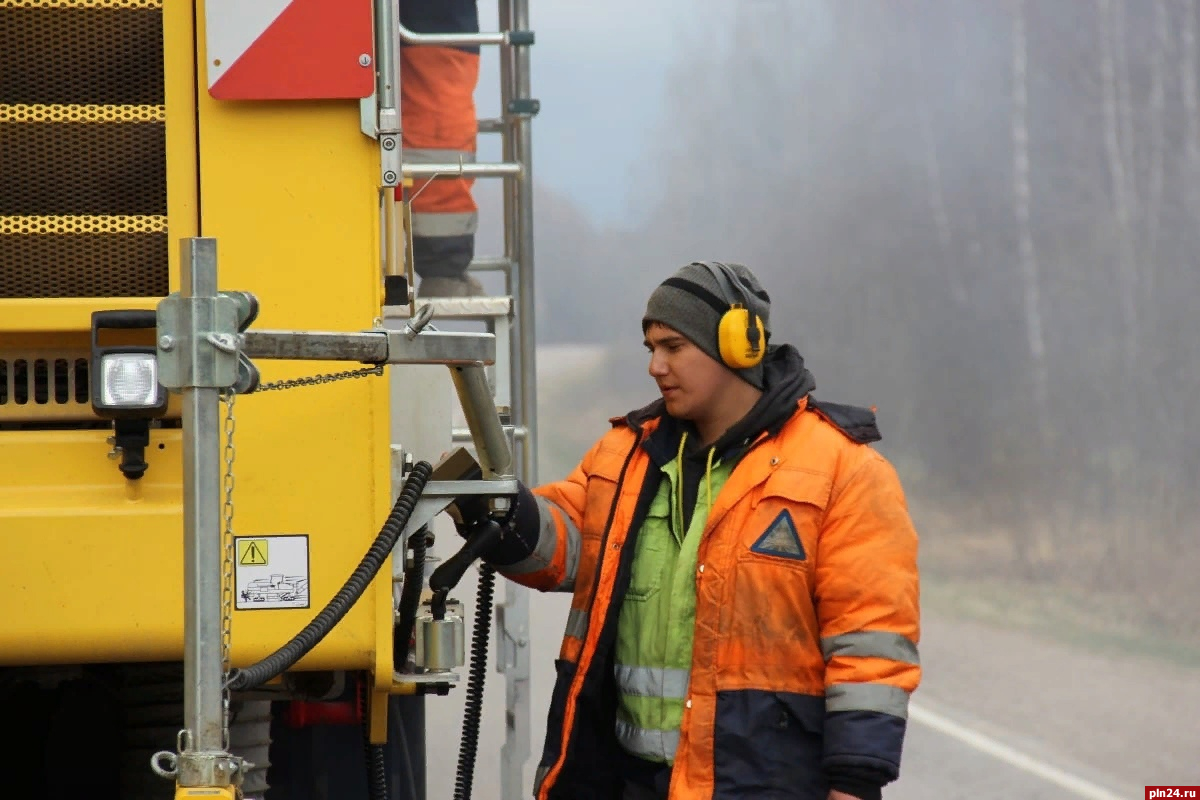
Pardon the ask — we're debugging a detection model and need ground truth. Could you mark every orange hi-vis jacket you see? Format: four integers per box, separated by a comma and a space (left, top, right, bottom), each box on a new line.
495, 395, 921, 800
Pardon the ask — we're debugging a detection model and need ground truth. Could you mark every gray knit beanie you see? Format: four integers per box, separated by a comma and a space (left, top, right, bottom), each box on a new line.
642, 261, 772, 389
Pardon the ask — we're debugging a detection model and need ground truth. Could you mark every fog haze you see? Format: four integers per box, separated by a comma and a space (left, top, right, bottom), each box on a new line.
424, 2, 1200, 797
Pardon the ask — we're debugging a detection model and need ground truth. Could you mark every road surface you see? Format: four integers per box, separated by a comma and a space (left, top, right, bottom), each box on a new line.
423, 567, 1199, 800
888, 612, 1198, 799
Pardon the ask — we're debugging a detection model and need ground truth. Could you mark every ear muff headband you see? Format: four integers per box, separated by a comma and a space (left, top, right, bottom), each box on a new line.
697, 261, 766, 370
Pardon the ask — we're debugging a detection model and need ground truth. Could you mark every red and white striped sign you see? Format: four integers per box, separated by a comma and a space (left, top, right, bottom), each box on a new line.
206, 0, 375, 100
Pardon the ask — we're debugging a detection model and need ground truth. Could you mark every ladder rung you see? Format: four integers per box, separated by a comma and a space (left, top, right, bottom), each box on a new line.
403, 162, 521, 179
478, 118, 505, 134
454, 425, 528, 443
384, 296, 513, 320
398, 24, 533, 48
469, 256, 514, 273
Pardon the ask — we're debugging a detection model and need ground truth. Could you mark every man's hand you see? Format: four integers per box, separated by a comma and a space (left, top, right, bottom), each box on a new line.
828, 791, 863, 800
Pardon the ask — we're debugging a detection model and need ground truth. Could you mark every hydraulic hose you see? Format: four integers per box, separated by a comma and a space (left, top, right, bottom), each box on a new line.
452, 561, 496, 800
428, 518, 504, 620
360, 673, 389, 800
393, 525, 431, 670
226, 460, 434, 691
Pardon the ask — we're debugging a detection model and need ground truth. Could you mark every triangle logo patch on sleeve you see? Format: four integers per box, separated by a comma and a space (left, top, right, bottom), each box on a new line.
750, 510, 807, 560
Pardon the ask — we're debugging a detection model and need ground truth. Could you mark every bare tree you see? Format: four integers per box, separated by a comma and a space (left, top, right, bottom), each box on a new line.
1010, 0, 1052, 573
1182, 0, 1200, 191
1145, 0, 1169, 274
909, 11, 966, 307
1099, 0, 1141, 372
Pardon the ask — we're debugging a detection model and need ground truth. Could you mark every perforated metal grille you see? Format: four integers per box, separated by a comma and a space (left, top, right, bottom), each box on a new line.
0, 231, 168, 297
0, 118, 166, 215
0, 3, 164, 105
0, 0, 169, 298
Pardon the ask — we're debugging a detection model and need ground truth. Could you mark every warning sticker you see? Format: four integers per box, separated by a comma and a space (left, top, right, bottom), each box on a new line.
238, 539, 269, 565
234, 534, 310, 611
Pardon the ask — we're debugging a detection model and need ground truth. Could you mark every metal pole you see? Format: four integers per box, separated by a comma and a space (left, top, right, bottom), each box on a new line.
512, 0, 538, 486
373, 0, 399, 118
498, 0, 520, 474
180, 237, 226, 757
497, 5, 534, 800
450, 365, 514, 479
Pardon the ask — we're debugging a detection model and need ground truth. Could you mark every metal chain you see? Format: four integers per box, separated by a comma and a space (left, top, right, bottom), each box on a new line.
220, 390, 236, 752
212, 364, 381, 753
255, 365, 384, 392
215, 364, 381, 751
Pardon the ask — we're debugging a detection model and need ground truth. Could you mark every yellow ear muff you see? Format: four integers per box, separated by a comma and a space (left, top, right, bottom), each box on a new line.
717, 304, 766, 369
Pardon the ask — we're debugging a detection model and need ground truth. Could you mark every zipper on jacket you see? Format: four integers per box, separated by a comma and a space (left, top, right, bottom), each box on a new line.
541, 427, 643, 798
583, 428, 643, 620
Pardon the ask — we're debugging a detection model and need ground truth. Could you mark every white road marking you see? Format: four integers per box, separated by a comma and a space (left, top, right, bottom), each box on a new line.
909, 702, 1128, 800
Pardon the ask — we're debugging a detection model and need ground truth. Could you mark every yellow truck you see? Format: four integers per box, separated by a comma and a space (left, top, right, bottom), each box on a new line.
0, 2, 540, 798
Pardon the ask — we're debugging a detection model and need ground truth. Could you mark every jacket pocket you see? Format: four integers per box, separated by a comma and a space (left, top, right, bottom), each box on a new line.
754, 468, 832, 515
582, 455, 626, 539
623, 491, 670, 601
742, 469, 832, 566
712, 688, 828, 799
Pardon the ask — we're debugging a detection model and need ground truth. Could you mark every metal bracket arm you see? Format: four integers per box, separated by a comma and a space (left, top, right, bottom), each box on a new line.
240, 329, 495, 366
398, 479, 519, 542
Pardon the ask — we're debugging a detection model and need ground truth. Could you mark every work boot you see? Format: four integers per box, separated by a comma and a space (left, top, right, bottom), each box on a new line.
417, 274, 486, 298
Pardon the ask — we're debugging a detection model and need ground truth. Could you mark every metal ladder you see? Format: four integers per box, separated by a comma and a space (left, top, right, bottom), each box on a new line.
385, 3, 538, 799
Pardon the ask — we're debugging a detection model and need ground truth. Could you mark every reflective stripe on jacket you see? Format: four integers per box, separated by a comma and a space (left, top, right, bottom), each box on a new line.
614, 450, 736, 764
499, 396, 922, 800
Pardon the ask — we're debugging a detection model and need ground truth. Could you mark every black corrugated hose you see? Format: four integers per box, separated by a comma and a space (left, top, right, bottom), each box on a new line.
360, 673, 389, 800
393, 525, 431, 669
226, 460, 434, 692
452, 561, 496, 800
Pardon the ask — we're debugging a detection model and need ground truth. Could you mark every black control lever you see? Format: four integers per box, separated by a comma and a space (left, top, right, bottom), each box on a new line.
427, 518, 505, 620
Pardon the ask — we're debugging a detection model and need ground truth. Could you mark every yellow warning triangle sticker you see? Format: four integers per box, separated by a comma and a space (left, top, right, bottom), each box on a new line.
238, 539, 268, 566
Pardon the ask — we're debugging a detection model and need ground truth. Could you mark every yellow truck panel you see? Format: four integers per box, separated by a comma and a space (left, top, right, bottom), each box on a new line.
0, 0, 393, 675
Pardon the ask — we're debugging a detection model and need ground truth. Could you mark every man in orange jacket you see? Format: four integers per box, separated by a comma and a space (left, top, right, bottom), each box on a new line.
399, 0, 485, 298
454, 261, 922, 799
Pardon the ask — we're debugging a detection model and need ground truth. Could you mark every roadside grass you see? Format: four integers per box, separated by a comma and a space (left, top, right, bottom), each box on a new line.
920, 570, 1200, 671
914, 499, 1200, 672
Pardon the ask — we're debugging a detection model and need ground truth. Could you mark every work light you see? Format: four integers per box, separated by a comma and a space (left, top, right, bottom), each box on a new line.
98, 352, 162, 409
90, 310, 169, 420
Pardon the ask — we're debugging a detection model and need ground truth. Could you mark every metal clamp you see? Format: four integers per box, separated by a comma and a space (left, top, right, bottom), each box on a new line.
156, 293, 240, 391
176, 751, 247, 789
150, 728, 247, 787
